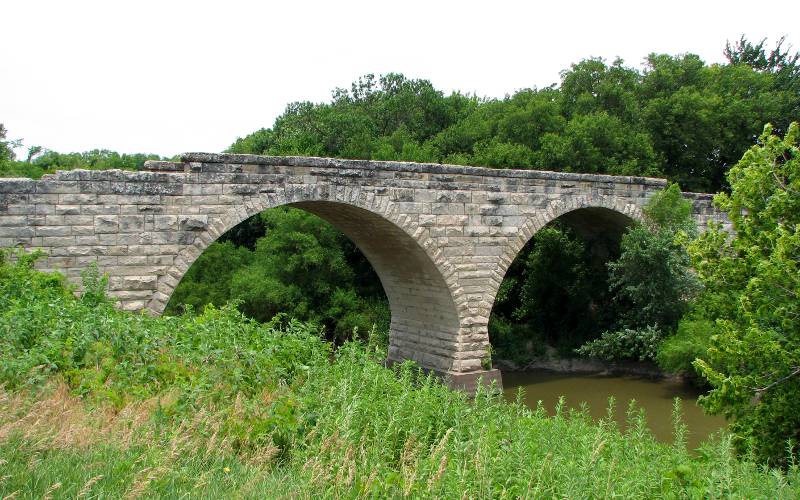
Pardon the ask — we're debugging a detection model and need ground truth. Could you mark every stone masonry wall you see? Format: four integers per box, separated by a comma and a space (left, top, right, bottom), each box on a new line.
0, 154, 729, 392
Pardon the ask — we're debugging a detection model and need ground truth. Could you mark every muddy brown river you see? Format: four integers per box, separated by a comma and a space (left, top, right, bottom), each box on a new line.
502, 370, 727, 450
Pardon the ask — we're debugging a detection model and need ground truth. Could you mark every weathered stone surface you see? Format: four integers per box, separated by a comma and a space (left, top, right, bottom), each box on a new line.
179, 215, 207, 231
0, 154, 730, 393
94, 215, 118, 233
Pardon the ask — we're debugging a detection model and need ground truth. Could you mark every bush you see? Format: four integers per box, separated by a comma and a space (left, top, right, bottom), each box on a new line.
607, 184, 700, 333
576, 325, 663, 361
656, 319, 714, 379
0, 251, 330, 405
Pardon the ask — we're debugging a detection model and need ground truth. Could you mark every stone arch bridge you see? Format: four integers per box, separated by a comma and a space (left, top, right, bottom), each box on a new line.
0, 154, 727, 392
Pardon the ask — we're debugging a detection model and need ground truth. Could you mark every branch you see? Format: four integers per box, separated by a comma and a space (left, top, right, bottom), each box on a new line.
772, 169, 800, 196
751, 366, 800, 394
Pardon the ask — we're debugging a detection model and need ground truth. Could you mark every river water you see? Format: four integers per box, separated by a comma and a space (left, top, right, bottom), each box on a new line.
501, 370, 727, 450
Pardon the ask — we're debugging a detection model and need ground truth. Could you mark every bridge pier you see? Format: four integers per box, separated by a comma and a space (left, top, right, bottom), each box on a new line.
0, 154, 728, 394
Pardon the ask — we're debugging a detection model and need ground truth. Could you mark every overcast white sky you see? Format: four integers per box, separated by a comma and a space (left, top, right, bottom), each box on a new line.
2, 0, 797, 158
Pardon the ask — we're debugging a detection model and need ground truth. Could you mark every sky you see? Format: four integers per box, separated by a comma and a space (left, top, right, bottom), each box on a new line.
2, 0, 798, 158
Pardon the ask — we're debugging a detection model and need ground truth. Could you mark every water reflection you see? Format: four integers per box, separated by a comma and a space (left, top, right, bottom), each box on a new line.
502, 370, 727, 450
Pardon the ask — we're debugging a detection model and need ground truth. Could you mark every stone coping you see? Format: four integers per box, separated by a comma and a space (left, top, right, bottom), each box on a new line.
0, 154, 722, 198
146, 153, 672, 187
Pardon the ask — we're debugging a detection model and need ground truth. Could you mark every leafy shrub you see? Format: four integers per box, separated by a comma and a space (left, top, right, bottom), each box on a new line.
0, 251, 330, 406
607, 184, 700, 333
576, 325, 663, 361
656, 319, 715, 378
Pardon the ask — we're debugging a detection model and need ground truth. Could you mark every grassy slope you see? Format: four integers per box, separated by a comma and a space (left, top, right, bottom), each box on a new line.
0, 254, 797, 498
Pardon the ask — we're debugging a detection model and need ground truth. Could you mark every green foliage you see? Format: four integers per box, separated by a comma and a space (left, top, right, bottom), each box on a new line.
536, 111, 661, 176
608, 229, 698, 333
0, 123, 20, 165
639, 47, 799, 191
0, 256, 798, 497
0, 124, 164, 179
0, 251, 330, 403
0, 145, 163, 179
78, 262, 112, 308
725, 36, 799, 116
488, 315, 547, 365
642, 183, 695, 233
490, 225, 613, 359
609, 184, 699, 332
165, 240, 253, 314
513, 227, 593, 345
690, 122, 800, 466
167, 208, 389, 343
576, 326, 663, 362
227, 39, 798, 191
657, 319, 715, 378
578, 184, 699, 362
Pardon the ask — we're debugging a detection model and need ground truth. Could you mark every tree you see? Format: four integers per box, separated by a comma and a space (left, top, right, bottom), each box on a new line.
489, 224, 614, 361
534, 111, 661, 176
559, 57, 641, 123
167, 207, 389, 343
0, 124, 20, 164
164, 240, 253, 315
725, 36, 799, 93
724, 36, 800, 139
691, 122, 800, 466
578, 184, 700, 361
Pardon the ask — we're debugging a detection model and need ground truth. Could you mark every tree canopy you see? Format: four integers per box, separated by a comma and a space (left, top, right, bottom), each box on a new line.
691, 122, 800, 466
229, 38, 798, 192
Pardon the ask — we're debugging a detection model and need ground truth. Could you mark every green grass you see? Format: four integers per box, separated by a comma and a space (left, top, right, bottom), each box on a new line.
0, 252, 797, 498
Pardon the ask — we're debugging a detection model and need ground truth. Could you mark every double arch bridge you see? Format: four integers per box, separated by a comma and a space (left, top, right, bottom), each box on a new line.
0, 154, 727, 392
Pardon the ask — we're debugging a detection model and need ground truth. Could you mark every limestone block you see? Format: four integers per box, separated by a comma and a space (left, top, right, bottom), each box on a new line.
154, 215, 178, 231
109, 275, 158, 291
59, 194, 97, 204
119, 215, 145, 233
50, 246, 92, 257
119, 300, 147, 311
53, 205, 80, 215
0, 226, 35, 238
179, 215, 208, 231
94, 215, 118, 233
41, 236, 75, 247
35, 226, 72, 237
71, 225, 95, 236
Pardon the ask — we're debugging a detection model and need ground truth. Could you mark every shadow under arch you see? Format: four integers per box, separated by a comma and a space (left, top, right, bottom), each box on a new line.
485, 199, 643, 363
497, 197, 644, 301
149, 194, 462, 375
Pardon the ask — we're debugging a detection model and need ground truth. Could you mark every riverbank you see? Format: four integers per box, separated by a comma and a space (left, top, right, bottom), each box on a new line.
494, 348, 685, 380
494, 355, 666, 377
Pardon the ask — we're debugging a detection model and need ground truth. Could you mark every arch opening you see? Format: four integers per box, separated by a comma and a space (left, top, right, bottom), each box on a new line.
488, 206, 636, 369
161, 200, 462, 375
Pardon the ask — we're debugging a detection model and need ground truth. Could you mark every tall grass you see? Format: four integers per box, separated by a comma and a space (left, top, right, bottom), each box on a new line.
0, 252, 797, 498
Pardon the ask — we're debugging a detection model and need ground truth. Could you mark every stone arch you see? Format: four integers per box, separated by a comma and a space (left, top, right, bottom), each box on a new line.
148, 184, 464, 374
487, 195, 644, 314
